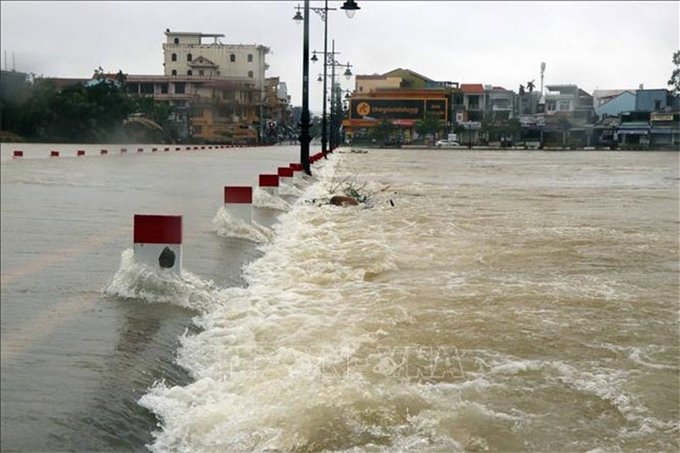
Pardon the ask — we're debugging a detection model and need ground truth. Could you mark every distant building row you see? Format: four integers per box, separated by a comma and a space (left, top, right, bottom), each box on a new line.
343, 68, 679, 149
2, 29, 677, 149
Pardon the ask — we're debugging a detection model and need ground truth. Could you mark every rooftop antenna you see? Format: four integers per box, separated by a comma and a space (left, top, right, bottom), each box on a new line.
540, 62, 546, 94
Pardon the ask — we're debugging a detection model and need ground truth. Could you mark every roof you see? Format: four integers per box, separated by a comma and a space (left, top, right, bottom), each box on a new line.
189, 56, 218, 68
460, 83, 484, 94
382, 68, 435, 83
164, 30, 225, 38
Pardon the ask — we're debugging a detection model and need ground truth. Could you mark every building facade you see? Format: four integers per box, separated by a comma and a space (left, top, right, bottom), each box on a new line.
344, 68, 457, 144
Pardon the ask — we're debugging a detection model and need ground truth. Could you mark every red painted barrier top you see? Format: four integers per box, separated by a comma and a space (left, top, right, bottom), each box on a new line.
259, 174, 279, 187
133, 214, 182, 244
290, 163, 303, 172
277, 167, 294, 177
224, 186, 253, 204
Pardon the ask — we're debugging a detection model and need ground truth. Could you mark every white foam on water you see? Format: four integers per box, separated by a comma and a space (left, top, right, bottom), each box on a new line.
134, 151, 679, 452
253, 187, 291, 211
212, 206, 274, 243
137, 155, 489, 452
103, 248, 226, 313
278, 180, 305, 198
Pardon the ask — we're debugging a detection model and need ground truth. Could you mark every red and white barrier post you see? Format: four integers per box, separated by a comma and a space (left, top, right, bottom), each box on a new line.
224, 186, 253, 223
277, 167, 294, 187
290, 163, 304, 182
258, 174, 279, 198
133, 214, 183, 275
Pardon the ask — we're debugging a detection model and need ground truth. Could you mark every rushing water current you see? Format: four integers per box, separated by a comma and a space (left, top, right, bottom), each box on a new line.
1, 144, 678, 452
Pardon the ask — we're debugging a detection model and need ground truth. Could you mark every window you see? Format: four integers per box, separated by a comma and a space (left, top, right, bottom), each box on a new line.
175, 82, 185, 94
171, 53, 177, 61
187, 70, 193, 76
558, 100, 570, 111
230, 54, 236, 62
248, 54, 253, 62
187, 53, 192, 62
174, 38, 179, 44
654, 100, 661, 110
248, 71, 253, 78
171, 69, 177, 76
160, 83, 168, 94
198, 70, 204, 76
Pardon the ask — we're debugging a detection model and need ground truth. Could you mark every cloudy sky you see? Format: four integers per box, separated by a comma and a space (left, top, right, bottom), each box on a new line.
1, 1, 678, 112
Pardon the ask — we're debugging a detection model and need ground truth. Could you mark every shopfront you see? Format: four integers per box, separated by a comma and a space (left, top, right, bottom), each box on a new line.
342, 93, 448, 144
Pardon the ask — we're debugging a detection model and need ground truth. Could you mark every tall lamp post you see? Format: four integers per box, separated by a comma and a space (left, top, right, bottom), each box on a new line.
294, 0, 360, 175
310, 1, 335, 159
314, 40, 352, 154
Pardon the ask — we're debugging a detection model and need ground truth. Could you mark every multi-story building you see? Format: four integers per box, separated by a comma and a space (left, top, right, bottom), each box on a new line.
344, 68, 454, 144
543, 84, 594, 121
484, 85, 515, 120
155, 30, 271, 143
538, 84, 595, 147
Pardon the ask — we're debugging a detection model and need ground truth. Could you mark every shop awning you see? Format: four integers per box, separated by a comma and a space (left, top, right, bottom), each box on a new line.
390, 119, 416, 127
650, 127, 680, 135
618, 129, 649, 135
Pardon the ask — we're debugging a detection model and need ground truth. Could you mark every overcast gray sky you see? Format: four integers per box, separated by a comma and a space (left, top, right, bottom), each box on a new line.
1, 1, 678, 113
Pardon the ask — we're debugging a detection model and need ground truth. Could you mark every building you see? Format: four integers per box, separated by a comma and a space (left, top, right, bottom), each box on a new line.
345, 68, 458, 144
594, 91, 636, 120
539, 84, 595, 147
163, 30, 269, 84
649, 111, 680, 148
635, 88, 674, 112
115, 30, 281, 144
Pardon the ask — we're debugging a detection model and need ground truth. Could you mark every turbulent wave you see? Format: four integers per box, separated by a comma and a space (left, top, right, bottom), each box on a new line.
212, 206, 274, 243
253, 188, 291, 211
103, 248, 226, 313
134, 150, 679, 453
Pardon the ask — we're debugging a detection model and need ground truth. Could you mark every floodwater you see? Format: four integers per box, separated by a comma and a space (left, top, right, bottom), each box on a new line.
1, 143, 678, 452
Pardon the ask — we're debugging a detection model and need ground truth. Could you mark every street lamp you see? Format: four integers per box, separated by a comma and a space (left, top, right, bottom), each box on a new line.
315, 41, 352, 152
340, 0, 360, 18
294, 0, 359, 173
325, 42, 353, 151
312, 43, 341, 157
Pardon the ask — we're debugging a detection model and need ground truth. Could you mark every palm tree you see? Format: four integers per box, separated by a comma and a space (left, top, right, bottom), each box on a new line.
527, 80, 535, 93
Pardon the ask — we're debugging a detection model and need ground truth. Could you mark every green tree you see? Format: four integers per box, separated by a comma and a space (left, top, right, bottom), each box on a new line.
414, 113, 441, 141
7, 67, 134, 142
17, 77, 59, 140
370, 119, 397, 144
668, 50, 680, 95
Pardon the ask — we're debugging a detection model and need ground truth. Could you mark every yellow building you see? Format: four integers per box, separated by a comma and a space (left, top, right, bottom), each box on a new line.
343, 68, 456, 143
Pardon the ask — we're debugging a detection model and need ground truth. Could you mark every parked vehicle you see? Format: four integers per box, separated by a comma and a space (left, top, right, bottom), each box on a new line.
435, 139, 461, 148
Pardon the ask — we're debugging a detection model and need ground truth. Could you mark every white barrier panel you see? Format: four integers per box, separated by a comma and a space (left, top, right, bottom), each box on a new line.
133, 214, 182, 275
224, 186, 253, 223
